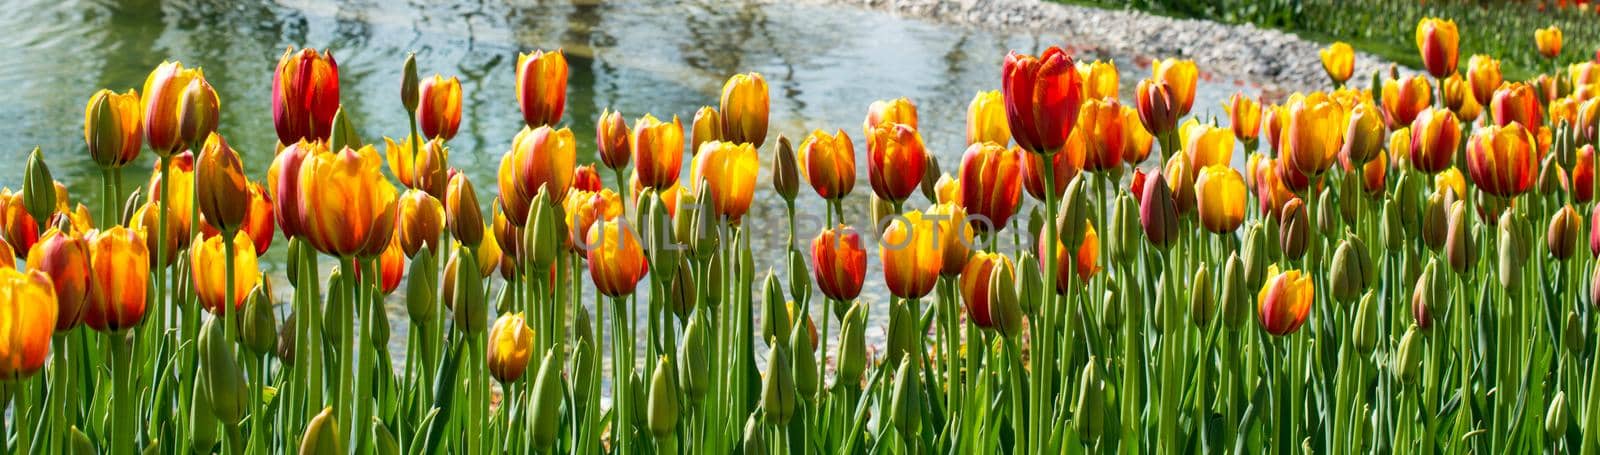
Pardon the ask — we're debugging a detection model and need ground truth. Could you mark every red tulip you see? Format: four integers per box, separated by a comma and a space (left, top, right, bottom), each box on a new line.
1002, 46, 1083, 154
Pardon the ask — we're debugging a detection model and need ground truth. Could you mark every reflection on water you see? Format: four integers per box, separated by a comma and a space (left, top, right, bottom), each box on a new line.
0, 0, 1265, 358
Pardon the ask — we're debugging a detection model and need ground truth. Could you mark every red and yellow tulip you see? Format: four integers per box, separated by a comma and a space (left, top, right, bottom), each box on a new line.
397, 189, 445, 258
632, 114, 685, 190
597, 109, 632, 171
1410, 108, 1462, 174
864, 97, 918, 135
691, 141, 759, 222
271, 47, 340, 145
1416, 18, 1460, 78
1225, 92, 1262, 144
191, 231, 259, 315
799, 129, 856, 200
142, 61, 204, 154
1002, 46, 1083, 154
1491, 82, 1543, 129
505, 126, 577, 223
1467, 123, 1538, 197
880, 210, 943, 299
84, 89, 143, 168
487, 313, 533, 383
1080, 98, 1126, 172
517, 49, 568, 128
419, 74, 462, 141
1258, 267, 1314, 336
25, 228, 88, 332
1536, 26, 1563, 59
1466, 55, 1502, 107
586, 218, 648, 297
959, 251, 1013, 327
812, 225, 867, 301
298, 144, 398, 257
85, 226, 147, 332
1382, 75, 1432, 129
0, 268, 57, 379
959, 143, 1023, 232
564, 189, 622, 252
1282, 92, 1345, 177
866, 123, 929, 203
146, 151, 196, 246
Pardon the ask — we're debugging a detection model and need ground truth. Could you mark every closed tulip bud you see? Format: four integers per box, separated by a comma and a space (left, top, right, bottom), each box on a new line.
396, 190, 444, 257
21, 149, 54, 223
1139, 171, 1179, 250
524, 186, 562, 270
1343, 101, 1384, 166
890, 358, 920, 437
646, 356, 682, 438
1412, 260, 1446, 331
1016, 251, 1044, 315
199, 318, 246, 424
837, 302, 867, 386
763, 342, 797, 425
790, 320, 819, 399
84, 89, 143, 169
1191, 265, 1214, 328
720, 72, 769, 147
1421, 192, 1449, 252
1074, 359, 1105, 441
1381, 197, 1405, 250
1220, 253, 1248, 329
1445, 202, 1475, 274
178, 78, 220, 148
528, 349, 563, 449
1565, 311, 1585, 355
1396, 325, 1423, 383
1550, 205, 1582, 261
297, 407, 343, 455
1242, 223, 1269, 289
451, 248, 487, 333
0, 269, 57, 380
404, 248, 437, 325
973, 253, 1021, 336
1415, 18, 1459, 78
764, 135, 801, 203
1499, 215, 1524, 293
1108, 193, 1139, 264
761, 270, 789, 345
1279, 198, 1310, 261
195, 134, 248, 234
399, 53, 419, 112
241, 280, 277, 357
667, 258, 696, 320
1057, 174, 1089, 247
1546, 391, 1568, 442
679, 312, 709, 400
886, 300, 918, 367
742, 416, 767, 455
1592, 205, 1600, 257
445, 173, 483, 247
592, 108, 632, 171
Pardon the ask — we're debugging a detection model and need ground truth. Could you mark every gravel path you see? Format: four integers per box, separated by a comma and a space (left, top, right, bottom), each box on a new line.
809, 0, 1403, 92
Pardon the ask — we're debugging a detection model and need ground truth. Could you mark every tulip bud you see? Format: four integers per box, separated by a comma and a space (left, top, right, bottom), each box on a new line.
786, 248, 812, 308
1338, 172, 1360, 225
919, 154, 941, 203
742, 416, 767, 455
324, 268, 347, 340
452, 248, 487, 334
1108, 193, 1139, 265
446, 173, 484, 247
22, 148, 55, 223
1549, 205, 1581, 261
772, 134, 799, 202
405, 248, 437, 325
1279, 197, 1310, 261
1538, 153, 1566, 197
1419, 192, 1448, 252
1330, 239, 1368, 304
178, 78, 220, 148
241, 280, 277, 357
703, 253, 724, 309
691, 106, 723, 154
890, 358, 919, 438
836, 301, 867, 387
1379, 198, 1404, 252
1015, 251, 1044, 316
1057, 174, 1089, 248
1240, 223, 1269, 290
1547, 391, 1568, 442
1315, 186, 1340, 234
679, 311, 709, 401
399, 53, 420, 113
1074, 359, 1105, 442
667, 258, 696, 320
989, 258, 1023, 337
646, 197, 679, 278
1185, 265, 1213, 329
189, 378, 221, 453
1565, 311, 1585, 355
196, 134, 249, 233
297, 407, 343, 455
596, 108, 631, 171
1445, 201, 1476, 275
1396, 325, 1423, 384
328, 105, 363, 152
1498, 214, 1523, 294
1217, 253, 1248, 329
886, 300, 918, 367
1139, 172, 1179, 250
648, 356, 681, 438
1412, 260, 1448, 331
200, 318, 246, 424
761, 270, 789, 346
689, 185, 720, 260
630, 372, 648, 431
529, 349, 563, 448
1592, 266, 1600, 308
277, 312, 296, 367
790, 319, 819, 399
762, 342, 797, 425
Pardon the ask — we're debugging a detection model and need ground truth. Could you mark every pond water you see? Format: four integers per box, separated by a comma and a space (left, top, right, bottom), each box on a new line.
0, 0, 1269, 360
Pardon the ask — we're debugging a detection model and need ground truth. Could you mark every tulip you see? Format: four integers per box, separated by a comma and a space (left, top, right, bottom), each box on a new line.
959, 143, 1024, 233
720, 72, 769, 147
397, 189, 444, 258
866, 123, 929, 203
1409, 108, 1462, 174
1342, 101, 1385, 168
177, 77, 220, 149
1122, 106, 1153, 165
1152, 59, 1198, 117
0, 190, 37, 256
271, 47, 340, 145
84, 226, 147, 332
1257, 267, 1314, 336
1002, 46, 1083, 154
1382, 75, 1431, 130
1580, 98, 1600, 146
1282, 93, 1344, 177
586, 218, 648, 297
1467, 123, 1537, 198
574, 164, 603, 193
0, 268, 56, 380
1549, 205, 1581, 261
1491, 82, 1543, 129
505, 126, 577, 222
383, 135, 422, 191
146, 151, 196, 244
629, 175, 680, 219
1441, 74, 1482, 122
864, 97, 919, 135
1225, 92, 1262, 144
691, 106, 722, 155
797, 129, 857, 201
1021, 141, 1083, 201
26, 228, 88, 331
1182, 119, 1235, 172
446, 173, 485, 248
690, 141, 759, 222
375, 238, 405, 295
232, 183, 276, 256
1196, 165, 1247, 234
196, 133, 249, 234
298, 144, 398, 257
1079, 60, 1119, 101
959, 251, 1013, 328
1043, 220, 1099, 292
490, 200, 523, 265
773, 135, 800, 202
928, 202, 972, 276
564, 189, 622, 252
633, 114, 685, 190
1136, 79, 1179, 136
268, 141, 314, 239
191, 231, 258, 315
1576, 145, 1595, 204
1139, 171, 1179, 249
812, 225, 867, 301
934, 174, 961, 206
418, 75, 462, 141
597, 108, 631, 171
1320, 42, 1355, 84
516, 49, 568, 128
1537, 26, 1563, 59
1466, 55, 1503, 107
1080, 98, 1126, 172
880, 210, 943, 299
84, 89, 143, 168
1415, 18, 1460, 78
487, 313, 533, 383
141, 61, 204, 154
967, 90, 1011, 146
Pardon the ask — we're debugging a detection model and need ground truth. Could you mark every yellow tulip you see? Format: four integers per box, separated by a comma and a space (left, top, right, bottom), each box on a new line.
516, 49, 568, 128
691, 141, 759, 222
1282, 92, 1346, 177
864, 97, 919, 136
719, 72, 769, 147
191, 231, 259, 315
84, 89, 143, 168
141, 61, 204, 154
1536, 26, 1562, 59
1195, 165, 1247, 234
586, 218, 648, 297
1415, 18, 1460, 78
298, 144, 398, 257
1225, 92, 1262, 143
880, 209, 944, 299
1080, 98, 1125, 172
633, 114, 685, 190
1466, 55, 1502, 107
487, 313, 534, 383
966, 90, 1011, 147
1320, 42, 1355, 84
1121, 105, 1153, 165
1182, 119, 1236, 171
0, 268, 57, 380
1078, 60, 1120, 101
799, 129, 856, 200
1152, 59, 1198, 117
146, 151, 196, 247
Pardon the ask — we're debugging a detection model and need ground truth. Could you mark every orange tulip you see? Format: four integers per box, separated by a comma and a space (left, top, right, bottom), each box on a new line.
1467, 123, 1537, 197
141, 61, 204, 154
1282, 93, 1345, 177
1021, 136, 1083, 201
866, 123, 928, 203
1435, 167, 1467, 200
0, 239, 12, 269
0, 268, 57, 379
632, 114, 685, 190
1225, 92, 1262, 143
958, 251, 1013, 327
812, 225, 867, 301
1491, 82, 1543, 129
487, 313, 533, 383
1320, 42, 1355, 84
880, 210, 943, 299
507, 126, 577, 223
0, 189, 39, 256
1163, 155, 1196, 215
298, 144, 398, 257
146, 150, 196, 246
799, 129, 856, 200
1441, 74, 1482, 122
1263, 103, 1286, 155
586, 218, 648, 297
375, 238, 404, 295
419, 74, 462, 141
517, 49, 568, 128
1196, 165, 1247, 234
926, 202, 972, 277
83, 226, 146, 332
178, 77, 220, 149
397, 189, 445, 258
719, 72, 769, 147
1253, 158, 1295, 218
1343, 148, 1388, 197
489, 199, 522, 264
1409, 108, 1462, 174
1383, 75, 1433, 129
384, 135, 422, 191
966, 90, 1011, 146
239, 183, 276, 256
272, 47, 340, 145
191, 231, 258, 315
1078, 60, 1119, 101
864, 97, 919, 136
691, 106, 722, 155
1002, 47, 1083, 154
574, 164, 603, 193
1466, 55, 1502, 107
958, 143, 1024, 233
1536, 26, 1563, 59
690, 141, 759, 222
1182, 119, 1236, 171
1121, 105, 1153, 165
1042, 220, 1099, 292
446, 173, 485, 249
1415, 18, 1460, 78
26, 228, 89, 332
1152, 59, 1198, 117
1080, 98, 1126, 172
1258, 267, 1314, 336
196, 133, 249, 234
85, 89, 143, 168
596, 108, 632, 171
564, 188, 622, 252
1136, 79, 1179, 136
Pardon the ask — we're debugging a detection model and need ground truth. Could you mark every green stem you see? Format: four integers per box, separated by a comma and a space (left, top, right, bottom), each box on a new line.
111, 332, 135, 455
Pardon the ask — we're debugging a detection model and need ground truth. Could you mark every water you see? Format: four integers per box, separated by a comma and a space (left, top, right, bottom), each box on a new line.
0, 0, 1272, 361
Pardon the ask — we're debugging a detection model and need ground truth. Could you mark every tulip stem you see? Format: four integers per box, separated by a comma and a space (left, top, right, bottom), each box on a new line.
1033, 147, 1060, 455
48, 334, 67, 455
111, 331, 134, 455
